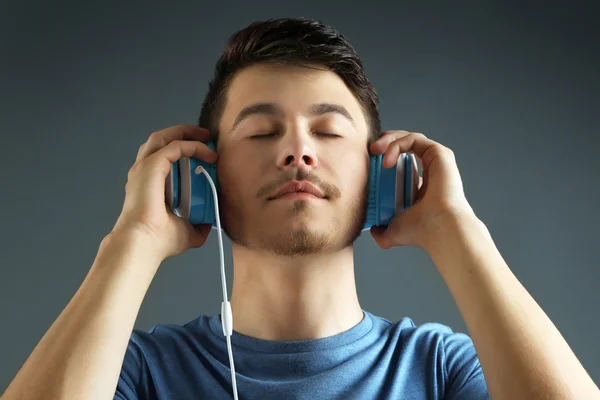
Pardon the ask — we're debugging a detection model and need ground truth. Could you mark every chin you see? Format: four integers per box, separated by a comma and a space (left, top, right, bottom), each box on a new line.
277, 211, 333, 229
223, 195, 366, 254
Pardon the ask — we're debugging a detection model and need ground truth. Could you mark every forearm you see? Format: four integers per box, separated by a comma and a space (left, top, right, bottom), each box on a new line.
2, 231, 161, 400
424, 214, 599, 400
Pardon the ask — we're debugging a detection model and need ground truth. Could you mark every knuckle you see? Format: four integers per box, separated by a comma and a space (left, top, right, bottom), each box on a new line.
165, 139, 183, 150
127, 163, 138, 179
135, 145, 145, 160
147, 130, 163, 143
406, 132, 426, 141
178, 123, 196, 130
444, 146, 455, 159
126, 169, 135, 184
129, 156, 151, 176
384, 130, 409, 138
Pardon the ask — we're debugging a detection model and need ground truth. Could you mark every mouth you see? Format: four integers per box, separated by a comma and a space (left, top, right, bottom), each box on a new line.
267, 181, 326, 201
270, 192, 324, 201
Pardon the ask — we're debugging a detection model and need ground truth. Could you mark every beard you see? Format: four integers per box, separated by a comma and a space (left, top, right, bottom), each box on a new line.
217, 179, 368, 257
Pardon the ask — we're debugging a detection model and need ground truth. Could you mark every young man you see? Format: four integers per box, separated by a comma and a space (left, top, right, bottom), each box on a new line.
3, 17, 598, 400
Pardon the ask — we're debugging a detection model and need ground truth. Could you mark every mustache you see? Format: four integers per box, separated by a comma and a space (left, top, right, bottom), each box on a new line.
256, 169, 341, 200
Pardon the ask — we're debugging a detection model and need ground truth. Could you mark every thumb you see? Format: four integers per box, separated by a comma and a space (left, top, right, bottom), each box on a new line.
370, 225, 396, 249
189, 223, 212, 248
370, 207, 415, 249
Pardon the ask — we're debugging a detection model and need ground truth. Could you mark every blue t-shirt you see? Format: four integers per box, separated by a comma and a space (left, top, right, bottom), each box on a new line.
115, 310, 489, 399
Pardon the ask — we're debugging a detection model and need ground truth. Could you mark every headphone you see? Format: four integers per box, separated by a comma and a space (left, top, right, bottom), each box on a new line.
165, 140, 420, 231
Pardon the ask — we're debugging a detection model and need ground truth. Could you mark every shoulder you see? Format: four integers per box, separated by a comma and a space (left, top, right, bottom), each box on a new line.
116, 315, 214, 398
377, 314, 481, 371
371, 313, 472, 350
127, 314, 212, 354
368, 313, 489, 399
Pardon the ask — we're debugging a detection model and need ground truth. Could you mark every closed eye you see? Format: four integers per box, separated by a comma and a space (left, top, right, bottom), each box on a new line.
249, 132, 341, 139
250, 132, 277, 139
315, 132, 341, 138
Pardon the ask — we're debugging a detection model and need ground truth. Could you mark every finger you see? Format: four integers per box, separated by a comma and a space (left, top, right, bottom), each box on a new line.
369, 130, 411, 155
370, 225, 392, 249
381, 138, 403, 168
137, 124, 211, 162
380, 135, 424, 168
384, 132, 453, 172
370, 222, 401, 249
136, 143, 146, 160
191, 224, 212, 248
370, 199, 418, 248
175, 217, 212, 249
142, 140, 218, 180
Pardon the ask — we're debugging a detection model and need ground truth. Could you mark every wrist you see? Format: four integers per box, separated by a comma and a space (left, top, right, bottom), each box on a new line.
96, 228, 164, 276
422, 210, 491, 259
81, 229, 162, 313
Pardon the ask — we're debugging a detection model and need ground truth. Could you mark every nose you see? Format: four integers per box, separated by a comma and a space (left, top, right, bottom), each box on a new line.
276, 129, 319, 169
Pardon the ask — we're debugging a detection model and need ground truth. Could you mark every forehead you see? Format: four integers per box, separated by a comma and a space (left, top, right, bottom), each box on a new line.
219, 63, 368, 135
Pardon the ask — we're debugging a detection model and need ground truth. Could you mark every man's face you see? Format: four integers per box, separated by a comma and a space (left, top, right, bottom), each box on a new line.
216, 63, 370, 256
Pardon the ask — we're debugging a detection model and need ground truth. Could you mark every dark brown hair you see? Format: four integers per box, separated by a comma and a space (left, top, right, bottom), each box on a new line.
197, 17, 380, 145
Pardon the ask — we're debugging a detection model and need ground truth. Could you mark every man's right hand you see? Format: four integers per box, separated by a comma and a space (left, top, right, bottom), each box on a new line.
111, 124, 217, 262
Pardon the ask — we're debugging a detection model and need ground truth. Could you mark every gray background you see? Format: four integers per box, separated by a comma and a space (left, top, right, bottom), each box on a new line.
1, 0, 599, 393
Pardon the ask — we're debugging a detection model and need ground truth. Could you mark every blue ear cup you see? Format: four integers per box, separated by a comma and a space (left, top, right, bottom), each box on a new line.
166, 140, 218, 227
166, 140, 419, 230
362, 152, 419, 231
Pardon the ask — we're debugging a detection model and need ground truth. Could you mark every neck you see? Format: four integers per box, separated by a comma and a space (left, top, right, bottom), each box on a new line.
227, 244, 364, 341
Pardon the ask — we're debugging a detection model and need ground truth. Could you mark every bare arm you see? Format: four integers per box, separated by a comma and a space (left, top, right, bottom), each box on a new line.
1, 230, 160, 400
369, 131, 599, 398
425, 213, 600, 400
1, 124, 215, 400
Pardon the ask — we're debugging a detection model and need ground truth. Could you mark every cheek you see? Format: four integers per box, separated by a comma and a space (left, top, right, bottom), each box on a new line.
217, 157, 261, 202
329, 152, 370, 200
217, 160, 241, 197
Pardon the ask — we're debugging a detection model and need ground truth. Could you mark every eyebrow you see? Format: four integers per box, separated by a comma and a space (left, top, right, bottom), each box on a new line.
230, 102, 356, 132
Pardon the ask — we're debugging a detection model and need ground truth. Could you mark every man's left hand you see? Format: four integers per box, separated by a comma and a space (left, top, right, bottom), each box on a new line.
369, 130, 476, 249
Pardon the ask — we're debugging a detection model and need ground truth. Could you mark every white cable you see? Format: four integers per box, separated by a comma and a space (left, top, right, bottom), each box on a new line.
195, 165, 239, 400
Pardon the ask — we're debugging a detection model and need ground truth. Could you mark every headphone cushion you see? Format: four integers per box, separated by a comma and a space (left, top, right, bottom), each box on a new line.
365, 155, 380, 229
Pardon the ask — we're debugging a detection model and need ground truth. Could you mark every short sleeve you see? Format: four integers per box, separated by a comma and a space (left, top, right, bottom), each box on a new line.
114, 334, 146, 400
442, 330, 490, 399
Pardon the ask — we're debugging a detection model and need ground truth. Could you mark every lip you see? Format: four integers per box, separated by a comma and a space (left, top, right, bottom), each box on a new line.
268, 181, 325, 200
